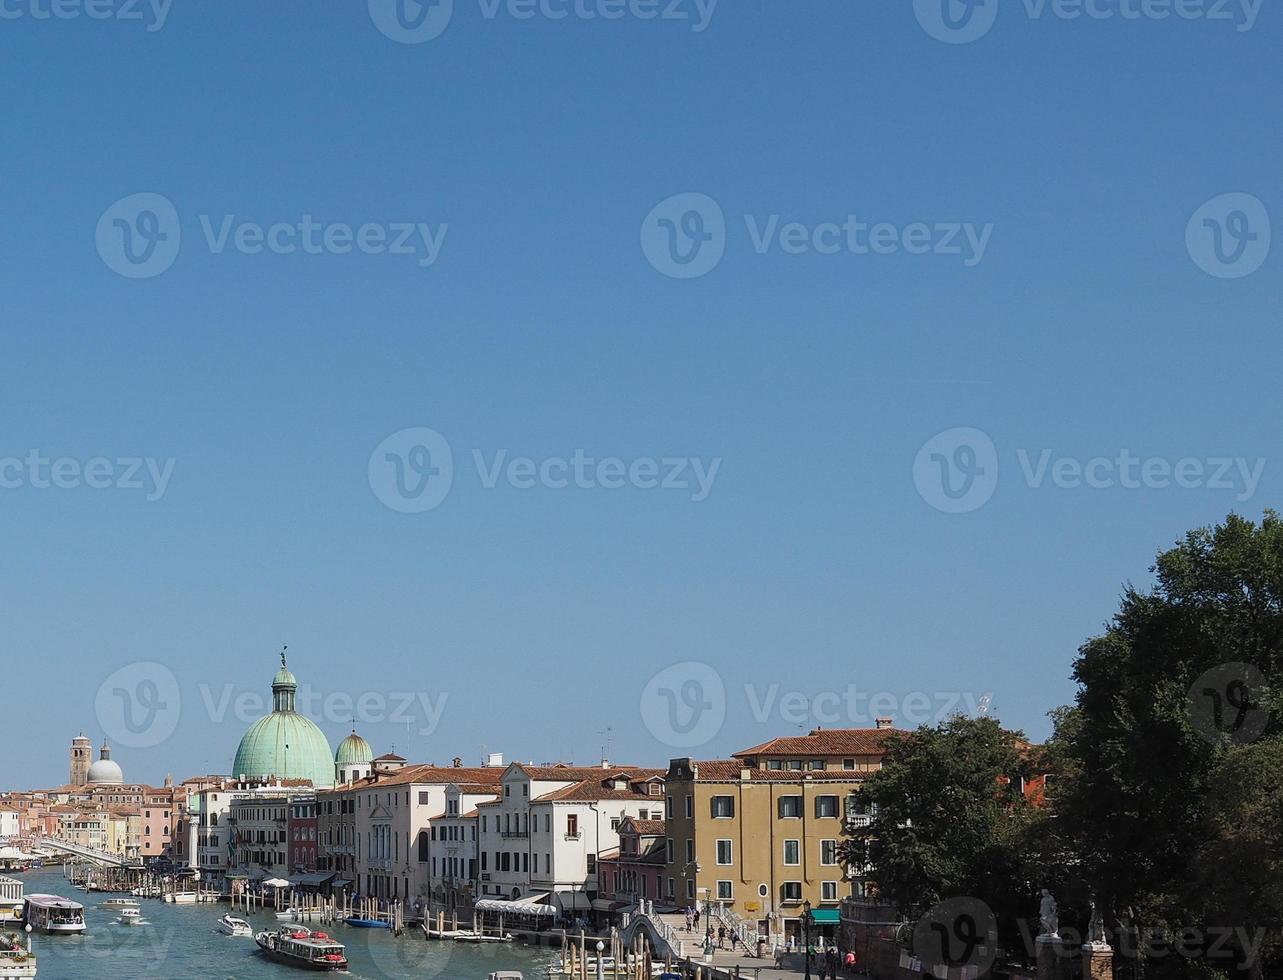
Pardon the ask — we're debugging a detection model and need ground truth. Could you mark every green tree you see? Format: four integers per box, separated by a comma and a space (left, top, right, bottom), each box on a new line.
841, 715, 1044, 953
1054, 512, 1283, 979
1190, 742, 1283, 980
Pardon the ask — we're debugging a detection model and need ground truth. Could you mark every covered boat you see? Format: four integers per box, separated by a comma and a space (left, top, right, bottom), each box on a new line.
255, 926, 348, 971
21, 895, 85, 935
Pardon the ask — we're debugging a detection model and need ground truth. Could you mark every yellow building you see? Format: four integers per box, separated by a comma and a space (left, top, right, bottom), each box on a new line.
662, 724, 898, 944
107, 810, 142, 861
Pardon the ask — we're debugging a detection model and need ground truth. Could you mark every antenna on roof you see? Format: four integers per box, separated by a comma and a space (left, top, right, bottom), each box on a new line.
597, 726, 613, 765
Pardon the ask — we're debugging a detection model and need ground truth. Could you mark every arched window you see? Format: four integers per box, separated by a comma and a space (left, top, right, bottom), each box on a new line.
417, 830, 430, 862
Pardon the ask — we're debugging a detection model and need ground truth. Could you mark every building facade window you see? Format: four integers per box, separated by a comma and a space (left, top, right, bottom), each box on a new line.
778, 796, 802, 818
783, 840, 799, 865
715, 840, 732, 865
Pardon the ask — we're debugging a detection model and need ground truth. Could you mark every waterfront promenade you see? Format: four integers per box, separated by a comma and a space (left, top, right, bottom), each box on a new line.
652, 910, 872, 980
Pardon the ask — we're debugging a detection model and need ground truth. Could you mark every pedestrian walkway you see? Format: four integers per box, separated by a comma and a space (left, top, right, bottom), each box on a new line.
651, 911, 871, 980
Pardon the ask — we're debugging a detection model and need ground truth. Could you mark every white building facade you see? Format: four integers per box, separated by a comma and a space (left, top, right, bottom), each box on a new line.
476, 764, 666, 920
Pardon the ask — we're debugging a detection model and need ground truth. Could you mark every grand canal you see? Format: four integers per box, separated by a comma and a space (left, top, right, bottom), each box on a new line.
15, 869, 556, 979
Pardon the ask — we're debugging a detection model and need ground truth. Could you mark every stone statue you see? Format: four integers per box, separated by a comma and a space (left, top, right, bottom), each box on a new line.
1038, 889, 1059, 938
1087, 901, 1108, 948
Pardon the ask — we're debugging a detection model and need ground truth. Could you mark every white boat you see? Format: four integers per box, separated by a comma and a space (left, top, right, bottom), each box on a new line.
21, 895, 85, 935
454, 930, 513, 943
218, 914, 253, 938
163, 892, 197, 904
488, 973, 525, 980
117, 908, 147, 926
0, 933, 37, 980
100, 898, 140, 909
274, 907, 302, 920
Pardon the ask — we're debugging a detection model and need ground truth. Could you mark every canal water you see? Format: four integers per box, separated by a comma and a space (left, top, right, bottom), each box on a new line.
16, 868, 557, 979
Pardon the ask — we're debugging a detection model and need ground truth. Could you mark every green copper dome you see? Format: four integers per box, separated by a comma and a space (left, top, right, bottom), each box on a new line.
335, 730, 373, 765
231, 652, 334, 788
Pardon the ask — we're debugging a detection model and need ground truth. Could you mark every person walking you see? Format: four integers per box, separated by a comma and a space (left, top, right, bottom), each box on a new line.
693, 907, 700, 932
684, 906, 693, 932
717, 924, 726, 949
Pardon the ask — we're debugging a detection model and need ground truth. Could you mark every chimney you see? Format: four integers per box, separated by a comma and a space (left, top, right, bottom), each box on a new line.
875, 717, 894, 730
452, 757, 463, 768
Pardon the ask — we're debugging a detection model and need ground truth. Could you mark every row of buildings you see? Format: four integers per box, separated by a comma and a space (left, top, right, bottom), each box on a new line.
4, 655, 956, 944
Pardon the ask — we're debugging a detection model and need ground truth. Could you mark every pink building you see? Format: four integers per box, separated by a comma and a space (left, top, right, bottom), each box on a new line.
597, 817, 667, 911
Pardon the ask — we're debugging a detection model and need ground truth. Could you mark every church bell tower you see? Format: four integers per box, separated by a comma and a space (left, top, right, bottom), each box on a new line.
70, 733, 92, 787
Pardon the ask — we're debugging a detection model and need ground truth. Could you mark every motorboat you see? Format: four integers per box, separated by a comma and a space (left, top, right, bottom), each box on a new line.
100, 898, 140, 909
275, 907, 303, 920
117, 908, 147, 926
454, 930, 513, 943
255, 926, 348, 971
488, 973, 525, 980
218, 913, 253, 937
21, 895, 85, 935
343, 915, 389, 928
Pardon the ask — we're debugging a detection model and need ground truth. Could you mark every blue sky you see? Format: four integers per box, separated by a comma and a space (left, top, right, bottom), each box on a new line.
1, 0, 1279, 789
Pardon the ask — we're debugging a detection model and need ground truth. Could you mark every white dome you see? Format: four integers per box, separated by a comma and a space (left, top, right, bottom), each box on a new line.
87, 759, 124, 785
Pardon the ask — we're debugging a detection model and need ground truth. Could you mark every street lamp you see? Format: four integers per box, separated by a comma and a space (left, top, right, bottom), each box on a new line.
802, 899, 812, 980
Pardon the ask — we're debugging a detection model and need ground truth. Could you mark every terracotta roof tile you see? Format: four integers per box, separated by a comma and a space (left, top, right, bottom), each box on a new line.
733, 728, 902, 758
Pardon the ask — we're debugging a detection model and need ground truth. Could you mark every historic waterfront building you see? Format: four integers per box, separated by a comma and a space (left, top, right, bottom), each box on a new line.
474, 763, 666, 920
231, 653, 334, 788
661, 725, 900, 946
